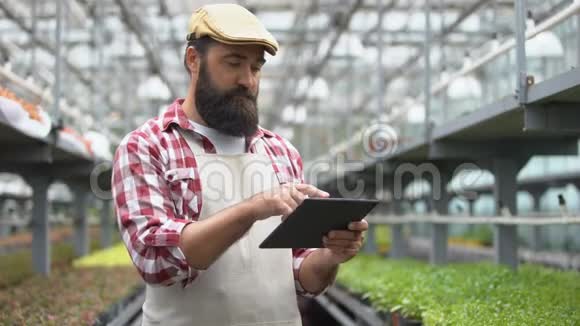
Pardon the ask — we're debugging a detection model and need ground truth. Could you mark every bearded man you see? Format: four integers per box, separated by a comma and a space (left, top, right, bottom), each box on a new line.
112, 4, 368, 326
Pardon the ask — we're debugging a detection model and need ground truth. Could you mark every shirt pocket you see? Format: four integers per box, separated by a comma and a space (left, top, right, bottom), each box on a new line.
269, 157, 301, 185
163, 168, 199, 219
275, 172, 299, 185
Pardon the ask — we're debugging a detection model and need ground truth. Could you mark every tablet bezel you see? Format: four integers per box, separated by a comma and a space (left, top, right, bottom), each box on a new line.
258, 198, 379, 249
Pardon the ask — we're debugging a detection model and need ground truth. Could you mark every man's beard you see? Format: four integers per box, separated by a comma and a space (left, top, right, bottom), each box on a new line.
195, 62, 259, 137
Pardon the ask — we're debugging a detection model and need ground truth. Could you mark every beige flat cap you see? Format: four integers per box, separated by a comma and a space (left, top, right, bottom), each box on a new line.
188, 3, 279, 56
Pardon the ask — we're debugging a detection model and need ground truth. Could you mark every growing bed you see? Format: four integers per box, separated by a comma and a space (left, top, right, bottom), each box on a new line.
0, 243, 142, 325
337, 255, 580, 325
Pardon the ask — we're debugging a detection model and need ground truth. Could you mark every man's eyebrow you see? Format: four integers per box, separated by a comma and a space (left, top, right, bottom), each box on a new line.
223, 53, 266, 65
223, 53, 247, 60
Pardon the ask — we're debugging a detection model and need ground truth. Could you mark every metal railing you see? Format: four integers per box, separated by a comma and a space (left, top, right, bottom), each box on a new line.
366, 196, 579, 270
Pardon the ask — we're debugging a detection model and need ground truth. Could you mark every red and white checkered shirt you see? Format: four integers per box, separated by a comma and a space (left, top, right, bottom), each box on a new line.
112, 99, 317, 295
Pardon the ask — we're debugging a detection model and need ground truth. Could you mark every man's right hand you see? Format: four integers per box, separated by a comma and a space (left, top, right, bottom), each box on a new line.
179, 183, 329, 270
248, 183, 330, 221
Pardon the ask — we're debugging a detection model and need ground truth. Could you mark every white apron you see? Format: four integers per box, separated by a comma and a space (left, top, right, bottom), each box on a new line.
141, 129, 302, 326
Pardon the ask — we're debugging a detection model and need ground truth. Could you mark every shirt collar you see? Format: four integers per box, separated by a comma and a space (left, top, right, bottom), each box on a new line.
161, 98, 274, 141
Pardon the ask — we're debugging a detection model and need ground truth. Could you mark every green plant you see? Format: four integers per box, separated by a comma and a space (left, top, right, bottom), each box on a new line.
0, 241, 141, 325
367, 225, 390, 254
458, 225, 493, 246
73, 243, 132, 268
337, 255, 580, 325
0, 239, 113, 289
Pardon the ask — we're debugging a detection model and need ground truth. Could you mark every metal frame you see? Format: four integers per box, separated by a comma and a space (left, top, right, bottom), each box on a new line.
0, 120, 112, 275
318, 0, 580, 269
1, 0, 580, 277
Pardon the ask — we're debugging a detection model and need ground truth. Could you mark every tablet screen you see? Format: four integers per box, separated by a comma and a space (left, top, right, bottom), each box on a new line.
259, 198, 379, 248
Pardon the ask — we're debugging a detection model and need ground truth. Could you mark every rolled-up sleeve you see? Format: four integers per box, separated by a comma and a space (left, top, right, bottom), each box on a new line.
112, 132, 199, 287
293, 248, 326, 297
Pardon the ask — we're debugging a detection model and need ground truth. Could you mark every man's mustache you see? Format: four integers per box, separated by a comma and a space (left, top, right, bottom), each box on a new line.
224, 87, 256, 102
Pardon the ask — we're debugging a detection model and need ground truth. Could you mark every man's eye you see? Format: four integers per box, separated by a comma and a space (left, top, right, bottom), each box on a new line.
227, 61, 241, 67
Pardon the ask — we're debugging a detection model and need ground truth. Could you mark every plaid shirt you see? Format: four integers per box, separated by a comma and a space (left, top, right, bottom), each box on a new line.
112, 99, 318, 296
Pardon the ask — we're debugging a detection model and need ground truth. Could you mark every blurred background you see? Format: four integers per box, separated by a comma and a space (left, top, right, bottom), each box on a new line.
1, 0, 580, 325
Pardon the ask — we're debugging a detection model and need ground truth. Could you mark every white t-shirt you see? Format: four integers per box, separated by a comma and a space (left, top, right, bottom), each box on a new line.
189, 120, 246, 154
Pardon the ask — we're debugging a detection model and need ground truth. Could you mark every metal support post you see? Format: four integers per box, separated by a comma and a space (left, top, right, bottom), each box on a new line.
390, 200, 407, 259
577, 14, 580, 67
0, 198, 8, 237
363, 183, 377, 253
529, 189, 544, 251
424, 0, 432, 140
492, 158, 521, 270
467, 197, 476, 232
72, 184, 90, 257
364, 223, 377, 253
390, 224, 406, 259
467, 198, 475, 216
53, 0, 63, 123
430, 167, 450, 265
377, 0, 385, 115
100, 200, 113, 248
30, 0, 38, 78
29, 176, 52, 276
514, 0, 528, 104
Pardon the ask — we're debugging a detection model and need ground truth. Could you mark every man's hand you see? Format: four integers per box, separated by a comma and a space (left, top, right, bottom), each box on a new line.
322, 219, 369, 265
248, 183, 330, 221
297, 219, 369, 294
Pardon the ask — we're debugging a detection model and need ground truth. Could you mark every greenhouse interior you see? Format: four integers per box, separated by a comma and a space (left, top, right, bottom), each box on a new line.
0, 0, 579, 325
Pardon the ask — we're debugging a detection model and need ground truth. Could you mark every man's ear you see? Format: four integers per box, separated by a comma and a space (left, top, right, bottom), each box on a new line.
186, 46, 201, 74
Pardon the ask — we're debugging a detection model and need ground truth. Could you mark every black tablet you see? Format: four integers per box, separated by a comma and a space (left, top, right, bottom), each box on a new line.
259, 198, 379, 249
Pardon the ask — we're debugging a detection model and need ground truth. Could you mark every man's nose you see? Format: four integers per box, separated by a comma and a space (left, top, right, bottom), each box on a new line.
237, 66, 256, 91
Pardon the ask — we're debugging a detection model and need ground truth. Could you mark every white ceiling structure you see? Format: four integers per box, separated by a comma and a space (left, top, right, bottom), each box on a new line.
0, 0, 572, 159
